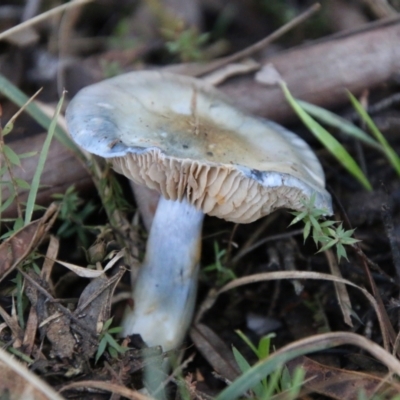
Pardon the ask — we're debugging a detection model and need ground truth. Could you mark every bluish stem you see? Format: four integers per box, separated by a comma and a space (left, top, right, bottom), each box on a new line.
123, 196, 204, 351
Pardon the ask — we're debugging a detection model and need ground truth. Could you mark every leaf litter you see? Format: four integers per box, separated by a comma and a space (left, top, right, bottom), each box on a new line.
2, 1, 400, 399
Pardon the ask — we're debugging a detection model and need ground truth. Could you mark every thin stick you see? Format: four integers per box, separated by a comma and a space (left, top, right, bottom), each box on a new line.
0, 0, 92, 42
361, 0, 397, 18
196, 3, 321, 77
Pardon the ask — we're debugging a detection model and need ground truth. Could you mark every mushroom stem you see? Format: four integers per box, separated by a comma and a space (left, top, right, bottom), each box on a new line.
122, 196, 204, 351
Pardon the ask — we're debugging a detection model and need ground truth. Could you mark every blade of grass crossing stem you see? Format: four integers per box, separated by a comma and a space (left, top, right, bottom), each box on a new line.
297, 100, 382, 151
24, 92, 65, 225
347, 91, 400, 176
280, 82, 372, 191
0, 74, 83, 160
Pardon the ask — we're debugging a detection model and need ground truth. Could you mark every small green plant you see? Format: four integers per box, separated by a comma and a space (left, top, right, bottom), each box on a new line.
232, 330, 305, 400
95, 317, 127, 363
52, 185, 96, 247
108, 17, 138, 50
279, 79, 400, 263
164, 27, 210, 62
203, 241, 236, 285
100, 59, 124, 79
289, 193, 359, 261
98, 164, 132, 216
145, 0, 210, 61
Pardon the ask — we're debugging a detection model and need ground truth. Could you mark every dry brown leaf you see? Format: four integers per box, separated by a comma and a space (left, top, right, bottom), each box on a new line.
0, 347, 65, 400
22, 307, 38, 356
0, 203, 59, 282
73, 267, 125, 357
286, 356, 400, 400
41, 235, 59, 283
24, 271, 76, 359
190, 323, 240, 382
0, 305, 24, 342
60, 380, 151, 400
45, 313, 76, 359
53, 259, 105, 278
54, 249, 125, 278
104, 249, 126, 272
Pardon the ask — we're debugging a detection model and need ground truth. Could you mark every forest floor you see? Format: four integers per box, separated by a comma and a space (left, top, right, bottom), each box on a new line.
1, 1, 400, 399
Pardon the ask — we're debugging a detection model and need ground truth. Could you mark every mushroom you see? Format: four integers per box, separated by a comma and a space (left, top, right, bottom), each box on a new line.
66, 71, 332, 352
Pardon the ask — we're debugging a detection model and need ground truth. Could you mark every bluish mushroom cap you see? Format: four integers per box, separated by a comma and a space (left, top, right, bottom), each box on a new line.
66, 71, 332, 222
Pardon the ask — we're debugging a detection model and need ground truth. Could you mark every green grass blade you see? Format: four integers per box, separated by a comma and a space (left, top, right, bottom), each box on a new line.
280, 82, 372, 191
297, 100, 382, 151
216, 339, 331, 400
95, 337, 107, 364
3, 145, 21, 166
261, 367, 282, 400
0, 74, 83, 161
16, 272, 25, 329
235, 330, 259, 357
348, 91, 400, 176
0, 192, 16, 213
232, 347, 252, 375
258, 335, 273, 359
24, 92, 65, 225
232, 347, 265, 398
283, 367, 305, 400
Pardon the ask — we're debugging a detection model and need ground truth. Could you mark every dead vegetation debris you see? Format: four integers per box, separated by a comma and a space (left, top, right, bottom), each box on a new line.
1, 0, 400, 399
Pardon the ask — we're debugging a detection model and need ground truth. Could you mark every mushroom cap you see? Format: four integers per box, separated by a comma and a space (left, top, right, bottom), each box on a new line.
66, 71, 332, 223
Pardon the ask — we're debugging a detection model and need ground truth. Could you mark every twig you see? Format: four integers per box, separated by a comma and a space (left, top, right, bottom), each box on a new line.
195, 3, 321, 77
0, 0, 92, 42
350, 245, 397, 285
361, 0, 398, 18
230, 228, 303, 266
